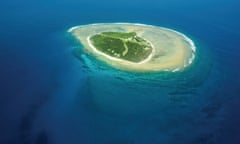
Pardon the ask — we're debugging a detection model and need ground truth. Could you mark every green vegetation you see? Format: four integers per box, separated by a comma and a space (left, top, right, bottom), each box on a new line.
89, 31, 153, 63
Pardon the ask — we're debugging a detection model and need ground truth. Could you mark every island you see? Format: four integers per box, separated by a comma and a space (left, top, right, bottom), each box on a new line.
68, 23, 196, 72
89, 32, 153, 63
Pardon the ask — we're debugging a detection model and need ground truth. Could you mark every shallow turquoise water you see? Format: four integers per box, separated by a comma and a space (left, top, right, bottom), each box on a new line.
0, 0, 240, 143
66, 30, 223, 143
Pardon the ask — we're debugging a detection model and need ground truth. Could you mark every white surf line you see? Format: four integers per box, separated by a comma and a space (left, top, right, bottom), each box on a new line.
67, 26, 81, 32
128, 23, 196, 71
130, 23, 197, 69
113, 23, 196, 52
68, 23, 196, 53
68, 23, 195, 71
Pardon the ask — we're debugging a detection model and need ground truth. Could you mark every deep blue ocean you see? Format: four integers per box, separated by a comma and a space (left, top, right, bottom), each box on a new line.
1, 0, 240, 144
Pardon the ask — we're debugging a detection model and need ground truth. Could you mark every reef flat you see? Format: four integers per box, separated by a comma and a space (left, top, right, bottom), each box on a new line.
68, 23, 196, 72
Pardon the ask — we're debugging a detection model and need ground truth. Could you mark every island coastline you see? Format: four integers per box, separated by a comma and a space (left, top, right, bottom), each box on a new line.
68, 23, 196, 72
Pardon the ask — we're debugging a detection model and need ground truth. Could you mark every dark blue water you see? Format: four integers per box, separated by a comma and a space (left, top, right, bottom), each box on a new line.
0, 0, 240, 144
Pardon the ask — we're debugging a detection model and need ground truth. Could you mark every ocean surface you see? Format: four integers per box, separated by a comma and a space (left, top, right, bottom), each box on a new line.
0, 0, 240, 144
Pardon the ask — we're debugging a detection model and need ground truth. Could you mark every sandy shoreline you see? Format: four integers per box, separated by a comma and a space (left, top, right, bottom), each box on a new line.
86, 34, 154, 65
68, 23, 196, 52
68, 23, 196, 72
